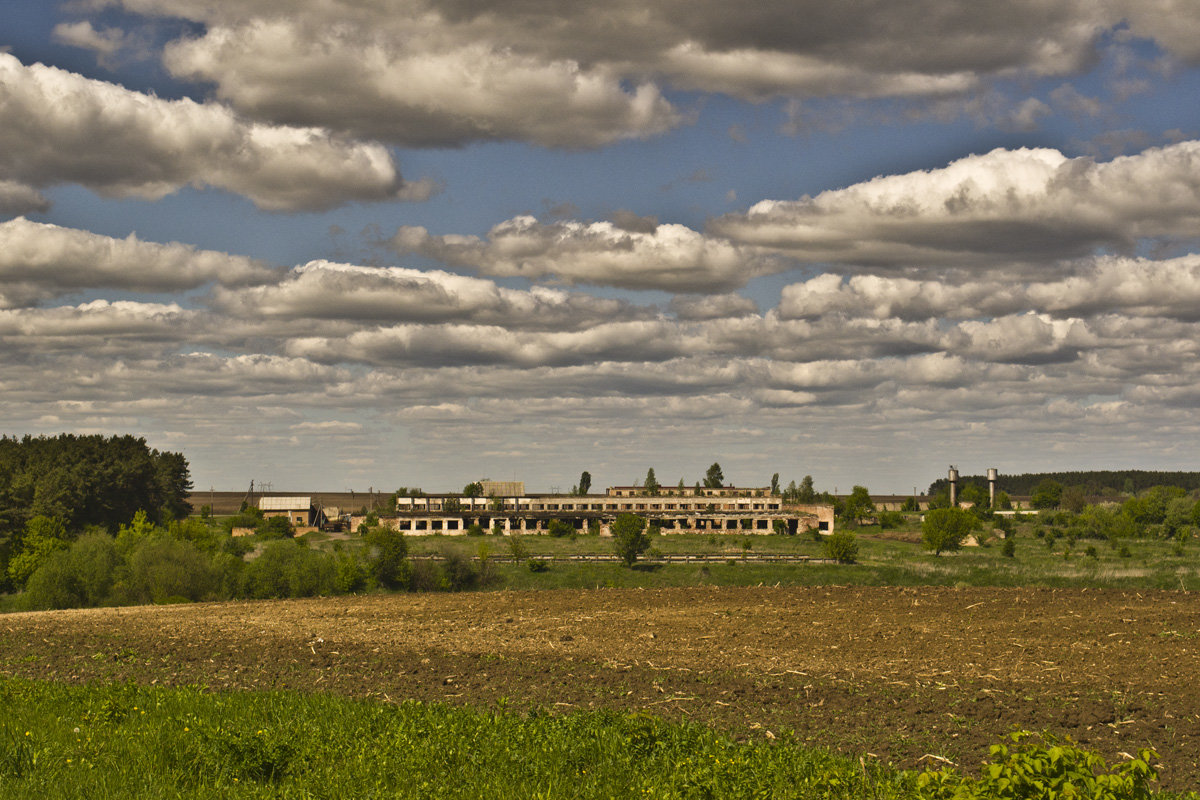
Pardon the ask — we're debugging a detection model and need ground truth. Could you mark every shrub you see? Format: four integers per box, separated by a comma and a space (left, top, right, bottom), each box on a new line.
257, 515, 294, 539
440, 550, 479, 590
466, 523, 485, 536
1001, 538, 1016, 558
365, 526, 410, 590
877, 510, 904, 530
822, 530, 858, 563
916, 731, 1161, 800
922, 508, 976, 556
123, 535, 217, 604
242, 540, 336, 599
611, 514, 649, 567
527, 558, 549, 573
547, 519, 574, 538
22, 532, 121, 609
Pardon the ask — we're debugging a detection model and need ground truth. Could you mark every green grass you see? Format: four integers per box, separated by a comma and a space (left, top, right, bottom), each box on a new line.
2, 678, 1194, 799
0, 677, 918, 799
396, 526, 1200, 591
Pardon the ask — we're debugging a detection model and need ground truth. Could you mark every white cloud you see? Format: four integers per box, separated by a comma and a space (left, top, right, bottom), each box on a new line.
161, 20, 680, 148
209, 259, 638, 329
51, 21, 141, 66
392, 216, 778, 291
81, 0, 1200, 147
0, 218, 275, 308
0, 53, 415, 211
713, 142, 1200, 270
777, 254, 1200, 322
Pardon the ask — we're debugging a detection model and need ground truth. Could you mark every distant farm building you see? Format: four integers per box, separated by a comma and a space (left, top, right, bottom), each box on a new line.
390, 485, 834, 537
258, 496, 326, 528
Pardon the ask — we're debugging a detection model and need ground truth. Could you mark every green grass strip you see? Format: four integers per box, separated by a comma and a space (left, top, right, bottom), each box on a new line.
1, 678, 1195, 799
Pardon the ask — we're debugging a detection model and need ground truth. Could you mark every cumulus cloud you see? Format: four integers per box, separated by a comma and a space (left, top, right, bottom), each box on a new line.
669, 293, 759, 320
712, 142, 1200, 271
79, 0, 1200, 147
392, 216, 778, 291
0, 218, 276, 308
160, 19, 680, 148
209, 259, 640, 329
777, 255, 1200, 322
52, 21, 142, 66
0, 181, 50, 216
0, 53, 415, 210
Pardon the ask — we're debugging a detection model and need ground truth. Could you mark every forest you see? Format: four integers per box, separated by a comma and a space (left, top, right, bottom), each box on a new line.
0, 434, 193, 594
927, 469, 1200, 497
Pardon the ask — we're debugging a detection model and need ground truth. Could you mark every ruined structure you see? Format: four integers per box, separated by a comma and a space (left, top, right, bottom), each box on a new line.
390, 485, 834, 536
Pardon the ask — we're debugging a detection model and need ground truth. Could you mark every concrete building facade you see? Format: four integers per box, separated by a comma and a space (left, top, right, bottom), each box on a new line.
390, 486, 834, 536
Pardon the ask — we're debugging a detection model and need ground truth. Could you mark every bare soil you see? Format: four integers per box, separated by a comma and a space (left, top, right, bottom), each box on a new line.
3, 586, 1199, 789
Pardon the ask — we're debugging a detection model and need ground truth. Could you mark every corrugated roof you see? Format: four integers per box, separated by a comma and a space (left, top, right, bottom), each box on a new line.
258, 496, 312, 510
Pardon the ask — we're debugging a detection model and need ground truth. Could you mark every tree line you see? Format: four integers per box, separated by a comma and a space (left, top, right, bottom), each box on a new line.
0, 434, 193, 593
927, 469, 1200, 498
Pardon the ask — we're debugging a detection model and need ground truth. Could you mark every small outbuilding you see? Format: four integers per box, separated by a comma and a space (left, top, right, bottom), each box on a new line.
258, 496, 325, 528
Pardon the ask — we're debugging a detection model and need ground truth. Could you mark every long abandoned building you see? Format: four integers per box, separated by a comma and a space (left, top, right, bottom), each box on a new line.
389, 481, 835, 536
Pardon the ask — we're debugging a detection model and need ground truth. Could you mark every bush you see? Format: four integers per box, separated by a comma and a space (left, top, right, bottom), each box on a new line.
22, 532, 121, 609
1001, 538, 1016, 558
877, 510, 904, 530
365, 526, 410, 590
916, 731, 1161, 800
611, 514, 649, 567
440, 550, 479, 591
547, 519, 574, 538
257, 515, 295, 539
922, 508, 976, 556
527, 558, 549, 573
822, 530, 858, 563
123, 535, 217, 604
242, 540, 336, 599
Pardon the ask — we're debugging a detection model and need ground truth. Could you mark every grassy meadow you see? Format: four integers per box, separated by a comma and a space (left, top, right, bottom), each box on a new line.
300, 513, 1200, 593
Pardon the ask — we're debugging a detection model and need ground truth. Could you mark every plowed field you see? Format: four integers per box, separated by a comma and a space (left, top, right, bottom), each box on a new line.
3, 586, 1199, 789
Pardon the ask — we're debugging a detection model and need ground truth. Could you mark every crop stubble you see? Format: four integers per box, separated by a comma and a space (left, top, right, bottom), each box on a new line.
2, 585, 1198, 789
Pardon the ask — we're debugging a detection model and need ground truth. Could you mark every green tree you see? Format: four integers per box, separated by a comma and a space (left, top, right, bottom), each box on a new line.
703, 462, 725, 489
1060, 485, 1087, 514
462, 481, 483, 497
922, 507, 977, 555
366, 526, 410, 589
959, 483, 987, 508
6, 515, 69, 588
823, 530, 859, 563
644, 468, 660, 495
1031, 479, 1064, 509
577, 471, 592, 496
611, 513, 649, 567
547, 519, 574, 538
842, 486, 875, 525
770, 473, 780, 495
797, 475, 816, 503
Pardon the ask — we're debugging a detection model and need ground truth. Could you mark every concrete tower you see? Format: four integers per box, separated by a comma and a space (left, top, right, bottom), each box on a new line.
987, 468, 998, 507
948, 466, 959, 507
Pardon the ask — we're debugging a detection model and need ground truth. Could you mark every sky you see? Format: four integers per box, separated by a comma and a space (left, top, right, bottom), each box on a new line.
4, 1, 1200, 495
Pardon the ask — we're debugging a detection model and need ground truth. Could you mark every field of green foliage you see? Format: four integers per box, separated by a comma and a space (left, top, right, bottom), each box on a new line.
1, 678, 1192, 800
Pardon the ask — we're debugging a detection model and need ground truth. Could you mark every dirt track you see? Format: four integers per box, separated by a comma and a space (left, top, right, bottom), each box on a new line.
3, 586, 1199, 789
